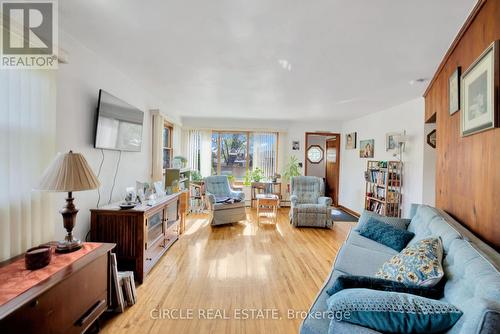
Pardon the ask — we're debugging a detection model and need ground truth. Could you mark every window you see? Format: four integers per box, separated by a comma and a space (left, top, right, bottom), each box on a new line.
211, 131, 278, 180
162, 121, 173, 171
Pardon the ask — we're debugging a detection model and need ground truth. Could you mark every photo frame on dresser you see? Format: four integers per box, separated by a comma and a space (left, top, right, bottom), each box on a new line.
461, 40, 499, 136
449, 67, 461, 115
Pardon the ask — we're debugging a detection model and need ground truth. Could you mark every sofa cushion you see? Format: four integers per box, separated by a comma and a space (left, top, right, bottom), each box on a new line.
407, 205, 462, 253
326, 289, 463, 333
440, 239, 500, 334
334, 243, 395, 276
356, 210, 411, 231
300, 269, 347, 334
358, 218, 415, 252
328, 320, 381, 334
376, 237, 445, 287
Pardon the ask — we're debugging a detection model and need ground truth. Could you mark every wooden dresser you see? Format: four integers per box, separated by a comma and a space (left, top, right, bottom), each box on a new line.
0, 243, 115, 334
90, 193, 181, 283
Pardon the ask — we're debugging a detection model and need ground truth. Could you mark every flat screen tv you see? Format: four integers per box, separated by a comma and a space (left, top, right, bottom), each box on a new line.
94, 89, 144, 152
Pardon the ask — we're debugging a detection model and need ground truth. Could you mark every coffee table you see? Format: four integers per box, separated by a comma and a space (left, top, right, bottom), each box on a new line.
256, 194, 279, 223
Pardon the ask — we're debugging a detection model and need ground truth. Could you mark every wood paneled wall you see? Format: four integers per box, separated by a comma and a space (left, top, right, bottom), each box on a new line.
424, 0, 500, 249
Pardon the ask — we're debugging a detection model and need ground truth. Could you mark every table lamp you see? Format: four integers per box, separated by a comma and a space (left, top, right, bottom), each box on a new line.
37, 151, 100, 253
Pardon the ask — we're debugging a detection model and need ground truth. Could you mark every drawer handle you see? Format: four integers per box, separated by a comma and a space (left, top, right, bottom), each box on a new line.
146, 257, 152, 261
76, 299, 106, 327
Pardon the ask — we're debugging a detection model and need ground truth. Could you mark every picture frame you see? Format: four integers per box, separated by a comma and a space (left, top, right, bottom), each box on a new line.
345, 132, 357, 149
449, 67, 461, 115
385, 132, 401, 151
359, 139, 374, 158
461, 40, 499, 136
292, 141, 300, 150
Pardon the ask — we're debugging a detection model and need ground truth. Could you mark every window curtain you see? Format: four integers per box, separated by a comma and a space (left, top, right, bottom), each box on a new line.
0, 70, 56, 261
151, 110, 164, 182
252, 132, 277, 179
186, 129, 211, 177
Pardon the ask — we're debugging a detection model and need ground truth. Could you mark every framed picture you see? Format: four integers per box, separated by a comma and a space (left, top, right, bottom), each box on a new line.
385, 132, 401, 151
449, 67, 461, 115
345, 132, 357, 149
292, 141, 300, 150
461, 41, 499, 136
359, 139, 374, 158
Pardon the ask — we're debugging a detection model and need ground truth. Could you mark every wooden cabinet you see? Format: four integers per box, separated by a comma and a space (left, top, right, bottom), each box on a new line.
0, 243, 115, 334
90, 194, 180, 283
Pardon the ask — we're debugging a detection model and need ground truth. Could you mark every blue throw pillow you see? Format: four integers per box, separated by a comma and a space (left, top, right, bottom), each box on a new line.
356, 210, 411, 231
358, 217, 415, 251
326, 289, 463, 333
326, 275, 444, 299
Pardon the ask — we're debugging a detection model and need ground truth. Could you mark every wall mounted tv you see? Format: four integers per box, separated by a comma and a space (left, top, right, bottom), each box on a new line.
94, 89, 144, 152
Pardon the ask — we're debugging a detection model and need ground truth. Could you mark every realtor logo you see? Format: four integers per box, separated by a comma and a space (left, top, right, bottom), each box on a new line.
1, 0, 58, 69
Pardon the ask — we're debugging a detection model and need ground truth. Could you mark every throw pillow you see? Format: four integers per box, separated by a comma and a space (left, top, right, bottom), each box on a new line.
376, 237, 444, 287
358, 217, 415, 251
326, 275, 444, 299
326, 289, 463, 333
356, 210, 411, 231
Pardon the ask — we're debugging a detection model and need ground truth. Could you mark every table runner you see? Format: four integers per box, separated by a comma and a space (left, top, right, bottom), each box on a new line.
0, 242, 102, 306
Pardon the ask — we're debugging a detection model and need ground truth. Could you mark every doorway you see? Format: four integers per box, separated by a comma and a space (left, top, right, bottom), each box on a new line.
305, 132, 340, 206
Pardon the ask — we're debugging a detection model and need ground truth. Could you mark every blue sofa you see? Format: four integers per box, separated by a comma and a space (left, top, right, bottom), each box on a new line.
300, 204, 500, 334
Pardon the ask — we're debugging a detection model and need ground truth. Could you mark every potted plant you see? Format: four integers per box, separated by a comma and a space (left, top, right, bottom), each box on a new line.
251, 167, 265, 183
282, 156, 302, 192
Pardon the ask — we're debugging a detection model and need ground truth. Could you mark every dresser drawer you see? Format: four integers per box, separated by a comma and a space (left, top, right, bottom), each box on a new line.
0, 253, 109, 334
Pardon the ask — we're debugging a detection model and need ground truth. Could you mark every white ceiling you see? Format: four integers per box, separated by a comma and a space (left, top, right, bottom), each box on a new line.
60, 0, 475, 121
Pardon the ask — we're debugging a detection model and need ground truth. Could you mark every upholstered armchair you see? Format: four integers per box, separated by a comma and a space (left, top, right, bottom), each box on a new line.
289, 176, 333, 228
204, 175, 246, 226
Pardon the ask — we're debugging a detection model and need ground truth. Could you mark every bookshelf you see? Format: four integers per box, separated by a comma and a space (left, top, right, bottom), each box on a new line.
364, 160, 402, 217
165, 168, 191, 193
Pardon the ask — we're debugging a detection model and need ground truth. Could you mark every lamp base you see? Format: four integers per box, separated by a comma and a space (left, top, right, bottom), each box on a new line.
56, 238, 82, 253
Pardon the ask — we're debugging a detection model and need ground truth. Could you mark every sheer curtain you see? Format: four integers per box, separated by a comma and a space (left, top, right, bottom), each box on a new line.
252, 132, 278, 179
186, 129, 212, 177
0, 70, 56, 261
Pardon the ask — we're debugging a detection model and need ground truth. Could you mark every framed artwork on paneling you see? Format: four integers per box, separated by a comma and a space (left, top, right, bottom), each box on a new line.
449, 67, 461, 115
461, 41, 499, 136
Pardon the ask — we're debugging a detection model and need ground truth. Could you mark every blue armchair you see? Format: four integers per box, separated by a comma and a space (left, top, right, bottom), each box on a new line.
289, 176, 333, 228
204, 175, 246, 226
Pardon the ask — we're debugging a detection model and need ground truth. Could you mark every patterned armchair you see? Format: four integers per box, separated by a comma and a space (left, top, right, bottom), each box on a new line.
204, 175, 246, 226
289, 176, 333, 228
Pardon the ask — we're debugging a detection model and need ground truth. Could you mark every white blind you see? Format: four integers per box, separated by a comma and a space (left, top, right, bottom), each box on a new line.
0, 70, 56, 261
252, 132, 277, 178
187, 129, 211, 177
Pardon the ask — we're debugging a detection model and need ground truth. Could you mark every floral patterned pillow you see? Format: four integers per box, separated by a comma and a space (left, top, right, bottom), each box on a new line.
375, 237, 444, 287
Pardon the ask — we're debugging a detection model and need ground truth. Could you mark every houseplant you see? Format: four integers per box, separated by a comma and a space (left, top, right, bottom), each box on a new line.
282, 156, 302, 192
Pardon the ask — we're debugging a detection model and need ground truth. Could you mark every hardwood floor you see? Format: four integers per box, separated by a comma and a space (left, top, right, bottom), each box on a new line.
101, 208, 354, 334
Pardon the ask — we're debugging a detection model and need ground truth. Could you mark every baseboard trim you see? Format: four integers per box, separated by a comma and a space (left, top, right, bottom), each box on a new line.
337, 205, 360, 218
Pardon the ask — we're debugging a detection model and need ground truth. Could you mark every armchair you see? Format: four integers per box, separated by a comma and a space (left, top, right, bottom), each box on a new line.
289, 176, 333, 228
204, 175, 246, 226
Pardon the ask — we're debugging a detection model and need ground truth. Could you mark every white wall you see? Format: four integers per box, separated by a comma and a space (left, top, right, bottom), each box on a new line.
55, 31, 181, 241
339, 98, 425, 217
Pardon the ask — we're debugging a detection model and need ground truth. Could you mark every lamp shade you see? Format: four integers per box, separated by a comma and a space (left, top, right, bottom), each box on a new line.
37, 151, 100, 192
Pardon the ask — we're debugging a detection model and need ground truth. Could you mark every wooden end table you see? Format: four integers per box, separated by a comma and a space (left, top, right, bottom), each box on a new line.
256, 194, 279, 223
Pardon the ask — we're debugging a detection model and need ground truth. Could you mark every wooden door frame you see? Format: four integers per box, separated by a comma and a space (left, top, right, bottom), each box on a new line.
304, 132, 341, 206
